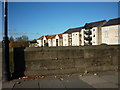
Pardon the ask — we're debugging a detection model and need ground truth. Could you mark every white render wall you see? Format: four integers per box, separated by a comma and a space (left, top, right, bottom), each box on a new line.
72, 32, 80, 46
55, 35, 60, 46
48, 39, 52, 47
81, 29, 84, 46
102, 25, 120, 45
52, 39, 56, 46
42, 36, 47, 46
37, 40, 42, 47
52, 35, 60, 46
92, 27, 98, 45
63, 34, 69, 46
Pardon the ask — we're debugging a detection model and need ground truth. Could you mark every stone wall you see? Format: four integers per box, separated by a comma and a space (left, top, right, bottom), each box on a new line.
9, 45, 119, 77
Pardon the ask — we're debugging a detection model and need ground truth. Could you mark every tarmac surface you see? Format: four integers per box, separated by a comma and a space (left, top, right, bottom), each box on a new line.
2, 71, 119, 89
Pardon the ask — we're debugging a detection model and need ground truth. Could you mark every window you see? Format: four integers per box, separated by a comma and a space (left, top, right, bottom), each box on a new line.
93, 35, 95, 37
104, 27, 109, 31
93, 41, 95, 44
118, 25, 120, 30
119, 32, 120, 36
93, 29, 95, 31
104, 40, 109, 43
115, 26, 118, 30
115, 25, 120, 30
105, 31, 108, 38
119, 40, 120, 44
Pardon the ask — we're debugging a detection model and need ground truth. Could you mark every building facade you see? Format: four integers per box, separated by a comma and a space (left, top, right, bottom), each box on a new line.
82, 20, 106, 46
52, 34, 63, 46
36, 18, 120, 47
102, 18, 120, 45
63, 27, 82, 46
37, 34, 63, 47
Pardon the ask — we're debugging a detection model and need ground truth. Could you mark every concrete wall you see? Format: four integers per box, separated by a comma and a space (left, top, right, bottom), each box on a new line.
9, 45, 119, 77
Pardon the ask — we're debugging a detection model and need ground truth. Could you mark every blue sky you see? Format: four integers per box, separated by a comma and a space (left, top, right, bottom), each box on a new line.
1, 2, 118, 40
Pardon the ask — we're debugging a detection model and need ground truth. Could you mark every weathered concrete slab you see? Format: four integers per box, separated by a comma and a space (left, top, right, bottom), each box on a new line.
13, 80, 39, 89
93, 82, 118, 88
80, 75, 107, 85
2, 81, 15, 89
100, 75, 118, 85
39, 77, 65, 88
61, 77, 93, 88
80, 75, 118, 88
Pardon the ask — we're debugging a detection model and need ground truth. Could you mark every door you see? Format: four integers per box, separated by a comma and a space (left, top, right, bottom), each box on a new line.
56, 39, 58, 46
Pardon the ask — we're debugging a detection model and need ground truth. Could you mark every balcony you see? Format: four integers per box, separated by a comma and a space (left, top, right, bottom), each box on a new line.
84, 40, 89, 44
84, 41, 92, 46
84, 30, 92, 35
84, 29, 91, 31
84, 36, 92, 41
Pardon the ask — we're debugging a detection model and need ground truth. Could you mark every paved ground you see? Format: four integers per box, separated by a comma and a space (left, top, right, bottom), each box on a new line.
2, 71, 119, 89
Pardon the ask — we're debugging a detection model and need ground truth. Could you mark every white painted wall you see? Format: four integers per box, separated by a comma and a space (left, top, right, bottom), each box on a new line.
55, 35, 60, 46
43, 36, 47, 46
72, 32, 80, 46
102, 25, 120, 45
48, 39, 52, 47
63, 34, 69, 46
52, 39, 56, 46
37, 40, 42, 47
81, 29, 84, 46
92, 27, 98, 45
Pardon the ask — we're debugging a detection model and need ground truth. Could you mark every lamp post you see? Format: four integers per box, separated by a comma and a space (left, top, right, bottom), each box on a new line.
2, 0, 11, 81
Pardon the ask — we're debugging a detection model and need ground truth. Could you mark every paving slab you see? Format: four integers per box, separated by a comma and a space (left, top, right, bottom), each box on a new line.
80, 75, 118, 88
13, 80, 39, 89
80, 75, 107, 85
2, 81, 15, 90
39, 77, 65, 88
92, 82, 118, 88
61, 76, 93, 88
99, 75, 118, 85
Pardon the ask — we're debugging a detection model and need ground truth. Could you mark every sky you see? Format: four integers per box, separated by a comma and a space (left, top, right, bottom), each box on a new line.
0, 2, 119, 40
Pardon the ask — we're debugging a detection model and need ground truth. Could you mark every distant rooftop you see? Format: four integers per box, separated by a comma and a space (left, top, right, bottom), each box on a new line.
84, 20, 106, 29
63, 27, 83, 34
103, 18, 120, 27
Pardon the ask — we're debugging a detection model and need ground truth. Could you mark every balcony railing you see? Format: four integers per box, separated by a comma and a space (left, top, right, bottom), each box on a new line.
84, 30, 92, 35
84, 36, 92, 41
84, 29, 91, 31
84, 42, 92, 45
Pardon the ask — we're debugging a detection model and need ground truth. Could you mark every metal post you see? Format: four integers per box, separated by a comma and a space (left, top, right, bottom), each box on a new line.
2, 0, 11, 81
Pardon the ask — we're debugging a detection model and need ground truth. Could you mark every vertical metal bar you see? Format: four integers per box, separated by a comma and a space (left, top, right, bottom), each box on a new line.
2, 0, 11, 81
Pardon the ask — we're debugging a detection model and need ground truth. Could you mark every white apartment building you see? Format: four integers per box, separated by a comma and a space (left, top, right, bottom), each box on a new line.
82, 20, 106, 46
52, 34, 63, 46
63, 27, 82, 46
37, 36, 44, 47
36, 18, 120, 47
37, 34, 63, 47
102, 18, 120, 45
63, 33, 69, 46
